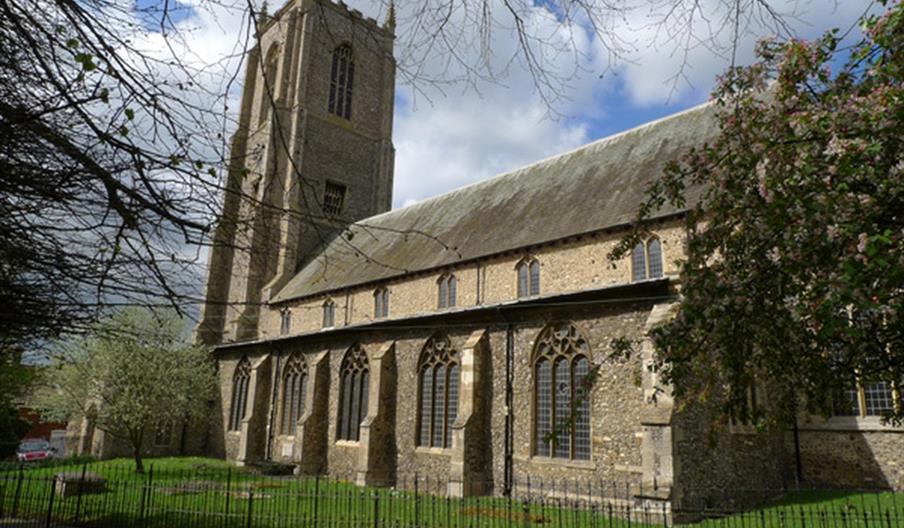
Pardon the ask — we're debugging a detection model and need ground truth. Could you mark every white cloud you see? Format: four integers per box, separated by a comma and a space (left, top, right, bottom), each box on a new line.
131, 0, 874, 211
613, 0, 871, 106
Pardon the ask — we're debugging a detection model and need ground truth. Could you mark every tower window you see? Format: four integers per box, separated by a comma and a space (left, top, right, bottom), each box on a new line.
328, 44, 354, 120
323, 182, 346, 216
259, 45, 280, 126
374, 287, 390, 319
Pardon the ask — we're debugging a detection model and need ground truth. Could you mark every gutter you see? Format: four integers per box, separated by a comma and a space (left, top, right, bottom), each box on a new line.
214, 277, 674, 353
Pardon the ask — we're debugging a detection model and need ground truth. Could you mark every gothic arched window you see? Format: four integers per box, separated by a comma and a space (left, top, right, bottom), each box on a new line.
322, 299, 336, 328
516, 257, 540, 298
631, 236, 663, 281
373, 287, 389, 319
328, 43, 354, 119
532, 323, 592, 460
337, 344, 369, 441
259, 45, 280, 125
417, 335, 460, 448
280, 355, 307, 435
437, 273, 457, 308
228, 357, 252, 431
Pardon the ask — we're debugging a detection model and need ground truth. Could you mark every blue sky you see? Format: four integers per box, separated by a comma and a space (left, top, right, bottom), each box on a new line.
130, 0, 873, 209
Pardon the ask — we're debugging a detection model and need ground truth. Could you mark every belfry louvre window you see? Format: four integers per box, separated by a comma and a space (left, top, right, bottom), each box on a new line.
323, 182, 346, 216
280, 356, 307, 435
517, 258, 540, 298
337, 344, 369, 441
417, 335, 460, 448
632, 237, 663, 282
322, 299, 336, 328
228, 357, 252, 431
374, 287, 389, 319
437, 273, 457, 308
533, 323, 592, 460
328, 44, 354, 119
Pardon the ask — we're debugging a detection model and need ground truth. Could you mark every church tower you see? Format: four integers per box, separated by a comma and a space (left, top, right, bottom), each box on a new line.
199, 0, 396, 344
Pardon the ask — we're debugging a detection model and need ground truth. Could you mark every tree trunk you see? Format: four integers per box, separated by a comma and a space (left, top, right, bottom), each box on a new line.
133, 444, 144, 473
130, 429, 145, 473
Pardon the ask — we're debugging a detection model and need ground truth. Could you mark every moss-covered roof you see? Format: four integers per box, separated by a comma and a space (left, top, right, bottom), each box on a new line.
272, 102, 717, 303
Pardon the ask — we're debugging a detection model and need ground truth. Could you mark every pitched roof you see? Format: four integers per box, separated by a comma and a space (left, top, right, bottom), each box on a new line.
272, 102, 717, 303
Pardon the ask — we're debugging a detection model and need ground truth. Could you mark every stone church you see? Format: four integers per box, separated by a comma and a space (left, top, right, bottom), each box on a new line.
188, 0, 903, 510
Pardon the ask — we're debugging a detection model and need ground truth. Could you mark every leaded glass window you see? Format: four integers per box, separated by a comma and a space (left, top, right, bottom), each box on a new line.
532, 322, 592, 460
534, 359, 552, 457
337, 344, 369, 441
417, 335, 460, 448
647, 238, 663, 278
437, 273, 456, 308
280, 356, 307, 435
328, 44, 354, 119
322, 299, 335, 328
517, 257, 540, 298
631, 242, 646, 282
864, 381, 895, 416
374, 287, 390, 318
280, 309, 291, 335
632, 237, 664, 281
228, 357, 252, 431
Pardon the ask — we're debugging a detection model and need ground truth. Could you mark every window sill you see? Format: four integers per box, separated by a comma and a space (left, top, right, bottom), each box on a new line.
335, 440, 360, 447
520, 455, 595, 470
415, 446, 452, 456
798, 416, 904, 432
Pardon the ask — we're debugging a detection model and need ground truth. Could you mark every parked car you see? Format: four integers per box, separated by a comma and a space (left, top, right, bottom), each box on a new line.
16, 438, 57, 462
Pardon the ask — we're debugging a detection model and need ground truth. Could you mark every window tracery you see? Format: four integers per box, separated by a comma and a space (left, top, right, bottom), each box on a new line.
337, 344, 369, 441
417, 334, 459, 448
532, 323, 591, 460
228, 357, 252, 431
280, 355, 308, 435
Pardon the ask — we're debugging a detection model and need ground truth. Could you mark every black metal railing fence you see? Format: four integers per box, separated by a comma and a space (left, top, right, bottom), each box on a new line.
1, 462, 902, 528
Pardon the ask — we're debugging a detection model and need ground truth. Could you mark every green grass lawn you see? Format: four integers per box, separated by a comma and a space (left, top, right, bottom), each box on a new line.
1, 457, 902, 528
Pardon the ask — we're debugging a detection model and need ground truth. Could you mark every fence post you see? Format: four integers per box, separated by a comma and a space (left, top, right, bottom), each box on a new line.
373, 492, 380, 528
313, 475, 320, 528
246, 491, 254, 528
522, 500, 530, 528
74, 462, 88, 524
11, 464, 23, 518
224, 467, 232, 528
414, 473, 420, 528
44, 475, 56, 528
